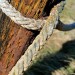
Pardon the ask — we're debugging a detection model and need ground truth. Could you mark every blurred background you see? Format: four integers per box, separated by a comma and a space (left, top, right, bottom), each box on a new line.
24, 0, 75, 75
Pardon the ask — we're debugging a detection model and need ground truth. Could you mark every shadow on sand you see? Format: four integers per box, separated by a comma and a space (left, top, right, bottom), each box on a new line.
23, 40, 75, 75
56, 20, 75, 31
61, 23, 75, 31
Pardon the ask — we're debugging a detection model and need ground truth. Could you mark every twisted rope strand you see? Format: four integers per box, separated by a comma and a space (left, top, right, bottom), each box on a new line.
0, 0, 46, 30
8, 2, 64, 75
0, 0, 65, 75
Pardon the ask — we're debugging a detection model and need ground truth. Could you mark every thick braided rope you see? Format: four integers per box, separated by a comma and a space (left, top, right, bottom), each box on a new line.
0, 0, 46, 30
7, 1, 65, 75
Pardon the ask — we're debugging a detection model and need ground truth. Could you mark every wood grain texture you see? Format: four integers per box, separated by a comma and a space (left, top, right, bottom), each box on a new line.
0, 0, 48, 75
0, 0, 57, 75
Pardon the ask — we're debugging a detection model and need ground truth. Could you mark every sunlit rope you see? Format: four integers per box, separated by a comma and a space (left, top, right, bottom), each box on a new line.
0, 0, 65, 75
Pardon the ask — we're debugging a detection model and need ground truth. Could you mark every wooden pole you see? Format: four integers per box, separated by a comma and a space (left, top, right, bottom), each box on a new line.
0, 0, 57, 75
0, 0, 48, 75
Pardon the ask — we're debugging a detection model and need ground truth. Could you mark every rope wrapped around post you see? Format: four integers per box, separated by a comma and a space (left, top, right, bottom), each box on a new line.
0, 0, 65, 75
0, 0, 46, 30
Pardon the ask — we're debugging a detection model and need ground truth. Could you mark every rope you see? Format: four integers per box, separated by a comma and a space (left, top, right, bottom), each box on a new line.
0, 0, 46, 30
0, 0, 65, 75
8, 1, 65, 75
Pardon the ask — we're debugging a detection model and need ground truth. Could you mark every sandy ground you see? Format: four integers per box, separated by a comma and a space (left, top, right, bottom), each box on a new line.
24, 0, 75, 75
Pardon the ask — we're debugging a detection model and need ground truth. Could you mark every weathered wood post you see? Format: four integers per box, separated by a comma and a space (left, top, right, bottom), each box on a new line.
0, 0, 65, 75
0, 0, 52, 75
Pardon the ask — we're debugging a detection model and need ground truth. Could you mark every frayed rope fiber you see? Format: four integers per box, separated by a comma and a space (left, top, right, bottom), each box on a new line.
0, 0, 65, 75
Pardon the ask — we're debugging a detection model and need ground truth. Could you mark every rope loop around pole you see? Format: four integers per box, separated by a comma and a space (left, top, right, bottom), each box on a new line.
0, 0, 46, 30
0, 0, 66, 75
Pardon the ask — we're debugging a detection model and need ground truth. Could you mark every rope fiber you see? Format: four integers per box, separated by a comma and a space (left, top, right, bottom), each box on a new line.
0, 0, 65, 75
0, 0, 46, 30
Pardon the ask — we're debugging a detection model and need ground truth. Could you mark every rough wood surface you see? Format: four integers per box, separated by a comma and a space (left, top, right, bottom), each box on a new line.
0, 0, 56, 75
0, 0, 48, 75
